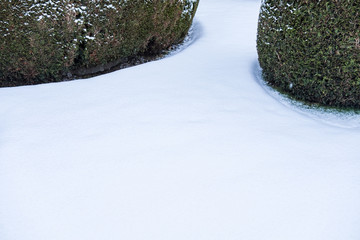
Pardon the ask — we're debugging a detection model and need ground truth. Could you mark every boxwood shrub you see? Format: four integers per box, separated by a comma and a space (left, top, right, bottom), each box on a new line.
257, 0, 360, 108
0, 1, 79, 86
0, 0, 199, 87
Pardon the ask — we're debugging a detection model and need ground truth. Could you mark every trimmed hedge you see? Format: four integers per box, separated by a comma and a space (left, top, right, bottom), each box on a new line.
0, 1, 78, 86
0, 0, 199, 87
257, 1, 360, 108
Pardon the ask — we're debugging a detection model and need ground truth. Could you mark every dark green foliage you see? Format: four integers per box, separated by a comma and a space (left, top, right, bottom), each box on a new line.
0, 0, 78, 86
77, 0, 198, 68
0, 0, 199, 87
257, 0, 360, 108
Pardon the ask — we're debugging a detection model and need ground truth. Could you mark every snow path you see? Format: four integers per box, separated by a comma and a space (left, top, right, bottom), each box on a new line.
1, 1, 360, 240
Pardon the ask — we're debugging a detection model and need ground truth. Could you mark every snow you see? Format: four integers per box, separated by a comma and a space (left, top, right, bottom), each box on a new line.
0, 0, 360, 240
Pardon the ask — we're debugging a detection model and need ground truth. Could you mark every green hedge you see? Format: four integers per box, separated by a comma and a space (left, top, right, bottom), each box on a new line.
257, 0, 360, 108
0, 1, 78, 86
0, 0, 199, 87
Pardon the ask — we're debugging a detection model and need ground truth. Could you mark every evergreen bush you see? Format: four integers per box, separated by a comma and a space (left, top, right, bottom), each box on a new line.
257, 0, 360, 108
0, 0, 199, 87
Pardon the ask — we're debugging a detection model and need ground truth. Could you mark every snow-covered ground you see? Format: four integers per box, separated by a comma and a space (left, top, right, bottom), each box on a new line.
1, 0, 360, 239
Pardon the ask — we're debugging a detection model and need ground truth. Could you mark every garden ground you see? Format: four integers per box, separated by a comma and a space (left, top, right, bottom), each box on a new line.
0, 0, 359, 239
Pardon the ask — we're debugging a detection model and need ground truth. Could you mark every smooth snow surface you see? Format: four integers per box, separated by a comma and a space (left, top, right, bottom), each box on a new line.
1, 1, 360, 240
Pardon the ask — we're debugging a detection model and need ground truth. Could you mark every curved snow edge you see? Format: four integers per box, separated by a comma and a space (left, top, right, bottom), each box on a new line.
253, 61, 360, 129
66, 20, 202, 80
